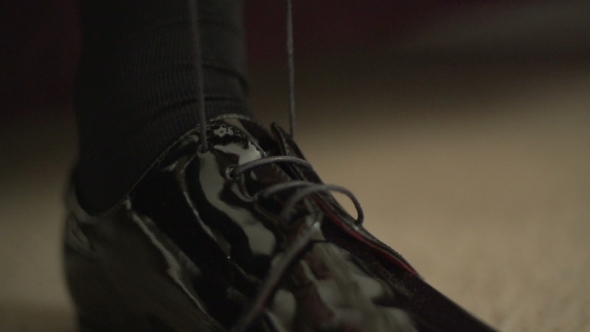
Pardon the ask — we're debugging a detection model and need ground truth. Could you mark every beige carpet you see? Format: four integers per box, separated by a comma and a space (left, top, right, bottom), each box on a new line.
1, 49, 589, 331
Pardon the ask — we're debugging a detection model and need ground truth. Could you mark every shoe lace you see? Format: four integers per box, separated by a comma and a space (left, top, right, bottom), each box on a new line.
229, 156, 364, 331
187, 1, 364, 330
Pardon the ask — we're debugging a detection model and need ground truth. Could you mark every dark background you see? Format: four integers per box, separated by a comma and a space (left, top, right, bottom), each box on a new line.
1, 2, 590, 331
3, 0, 574, 115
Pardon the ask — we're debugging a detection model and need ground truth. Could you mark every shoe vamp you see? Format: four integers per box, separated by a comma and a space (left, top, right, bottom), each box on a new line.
265, 240, 418, 332
186, 120, 419, 331
188, 122, 314, 270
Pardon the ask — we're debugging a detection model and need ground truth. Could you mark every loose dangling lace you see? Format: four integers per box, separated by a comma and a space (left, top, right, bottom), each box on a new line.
186, 1, 365, 330
186, 0, 208, 152
286, 0, 296, 138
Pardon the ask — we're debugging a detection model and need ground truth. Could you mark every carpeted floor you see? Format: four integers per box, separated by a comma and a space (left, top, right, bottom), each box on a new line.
1, 45, 589, 331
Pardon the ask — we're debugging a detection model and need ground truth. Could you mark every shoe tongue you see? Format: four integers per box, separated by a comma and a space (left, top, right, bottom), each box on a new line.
220, 117, 302, 159
270, 123, 324, 184
269, 123, 307, 159
220, 117, 281, 157
219, 117, 321, 183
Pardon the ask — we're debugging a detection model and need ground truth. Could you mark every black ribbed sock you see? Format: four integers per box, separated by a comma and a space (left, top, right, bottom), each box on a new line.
74, 0, 252, 214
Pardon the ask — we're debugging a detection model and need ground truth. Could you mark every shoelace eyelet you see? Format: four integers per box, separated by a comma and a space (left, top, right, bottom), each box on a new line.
225, 165, 237, 180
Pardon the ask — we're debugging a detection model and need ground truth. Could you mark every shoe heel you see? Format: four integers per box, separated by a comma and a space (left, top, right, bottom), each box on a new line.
64, 244, 149, 331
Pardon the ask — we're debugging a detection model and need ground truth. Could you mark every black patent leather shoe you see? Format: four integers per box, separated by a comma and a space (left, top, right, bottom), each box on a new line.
64, 115, 496, 332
